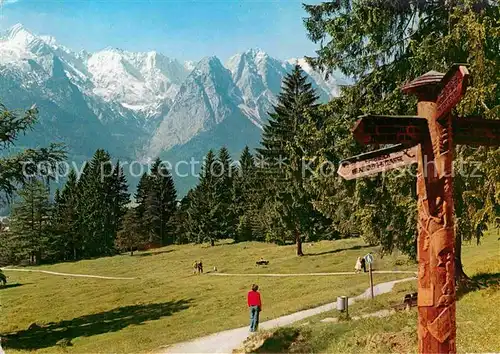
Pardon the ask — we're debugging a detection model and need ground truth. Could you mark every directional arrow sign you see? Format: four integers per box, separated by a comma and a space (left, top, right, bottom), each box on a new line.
453, 117, 500, 146
436, 65, 469, 121
353, 115, 428, 146
337, 144, 418, 180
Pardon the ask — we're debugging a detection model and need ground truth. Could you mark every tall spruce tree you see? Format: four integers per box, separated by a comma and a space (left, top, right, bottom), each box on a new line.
177, 190, 198, 244
76, 150, 116, 257
116, 208, 147, 255
233, 146, 257, 242
188, 150, 220, 246
215, 147, 237, 239
135, 172, 150, 221
51, 169, 80, 260
110, 161, 130, 241
257, 65, 325, 256
144, 158, 177, 245
9, 179, 52, 265
171, 192, 193, 244
48, 188, 66, 261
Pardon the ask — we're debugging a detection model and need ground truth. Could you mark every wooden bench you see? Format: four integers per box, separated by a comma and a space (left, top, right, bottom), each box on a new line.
403, 292, 418, 306
392, 292, 418, 311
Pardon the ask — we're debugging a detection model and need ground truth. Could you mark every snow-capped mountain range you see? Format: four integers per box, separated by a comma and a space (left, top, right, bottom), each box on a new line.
0, 24, 344, 192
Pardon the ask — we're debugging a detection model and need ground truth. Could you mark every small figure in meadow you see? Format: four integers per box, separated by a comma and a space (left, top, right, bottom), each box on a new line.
193, 261, 199, 274
360, 257, 367, 273
355, 257, 362, 273
247, 284, 262, 332
0, 270, 7, 286
198, 260, 203, 274
256, 257, 269, 266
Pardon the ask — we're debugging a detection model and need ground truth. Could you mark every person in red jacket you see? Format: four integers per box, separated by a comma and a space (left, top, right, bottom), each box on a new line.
247, 284, 262, 332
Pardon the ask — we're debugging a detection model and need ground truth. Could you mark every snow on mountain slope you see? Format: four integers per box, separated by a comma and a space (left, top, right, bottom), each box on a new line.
226, 48, 288, 125
86, 49, 189, 114
0, 24, 154, 159
184, 60, 197, 72
1, 24, 345, 168
0, 24, 91, 89
226, 49, 341, 127
0, 23, 348, 194
148, 56, 245, 156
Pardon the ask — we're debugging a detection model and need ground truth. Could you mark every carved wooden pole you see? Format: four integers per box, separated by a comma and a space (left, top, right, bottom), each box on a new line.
402, 69, 463, 353
340, 65, 499, 354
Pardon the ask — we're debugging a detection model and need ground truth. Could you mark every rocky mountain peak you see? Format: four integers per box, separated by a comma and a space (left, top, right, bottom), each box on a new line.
1, 24, 344, 195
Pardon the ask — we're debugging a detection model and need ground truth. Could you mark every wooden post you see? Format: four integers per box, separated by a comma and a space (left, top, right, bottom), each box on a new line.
401, 68, 467, 353
369, 263, 374, 299
338, 65, 500, 354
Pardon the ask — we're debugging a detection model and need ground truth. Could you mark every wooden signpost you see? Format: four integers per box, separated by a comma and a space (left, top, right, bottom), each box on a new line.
337, 65, 500, 354
453, 117, 500, 146
338, 144, 418, 180
353, 115, 428, 145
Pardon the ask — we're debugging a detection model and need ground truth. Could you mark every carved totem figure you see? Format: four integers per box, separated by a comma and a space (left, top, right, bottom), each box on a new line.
402, 68, 462, 353
338, 65, 500, 353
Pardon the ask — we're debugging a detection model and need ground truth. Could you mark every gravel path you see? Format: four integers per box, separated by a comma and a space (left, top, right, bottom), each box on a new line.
210, 270, 416, 277
160, 276, 416, 354
0, 267, 135, 280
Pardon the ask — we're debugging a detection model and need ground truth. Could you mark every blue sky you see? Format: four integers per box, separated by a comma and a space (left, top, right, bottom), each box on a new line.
0, 0, 321, 61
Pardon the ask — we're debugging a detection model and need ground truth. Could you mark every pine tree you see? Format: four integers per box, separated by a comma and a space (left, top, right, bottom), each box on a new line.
116, 208, 147, 255
0, 103, 66, 203
233, 146, 257, 241
47, 188, 64, 261
143, 158, 177, 245
135, 172, 150, 221
57, 169, 80, 260
75, 162, 92, 258
50, 171, 78, 261
188, 150, 220, 246
257, 65, 324, 256
171, 193, 192, 244
9, 179, 52, 264
76, 149, 115, 257
215, 147, 237, 239
110, 161, 130, 242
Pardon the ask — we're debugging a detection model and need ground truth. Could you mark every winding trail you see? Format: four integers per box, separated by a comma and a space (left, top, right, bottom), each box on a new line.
159, 276, 416, 354
0, 267, 135, 280
210, 270, 417, 277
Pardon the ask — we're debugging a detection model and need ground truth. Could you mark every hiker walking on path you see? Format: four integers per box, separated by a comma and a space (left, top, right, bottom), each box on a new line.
198, 260, 203, 274
193, 261, 199, 274
247, 284, 262, 332
360, 257, 366, 273
354, 257, 362, 273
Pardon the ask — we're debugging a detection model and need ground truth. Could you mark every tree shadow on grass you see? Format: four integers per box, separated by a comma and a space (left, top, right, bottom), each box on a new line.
0, 283, 25, 290
457, 272, 500, 299
2, 299, 192, 350
136, 249, 175, 257
305, 244, 372, 257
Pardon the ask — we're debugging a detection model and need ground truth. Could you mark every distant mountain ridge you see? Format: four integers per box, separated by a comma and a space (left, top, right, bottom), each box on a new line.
0, 24, 346, 194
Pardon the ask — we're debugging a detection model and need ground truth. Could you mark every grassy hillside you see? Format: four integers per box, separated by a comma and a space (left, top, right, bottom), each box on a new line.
236, 231, 500, 353
1, 238, 413, 353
